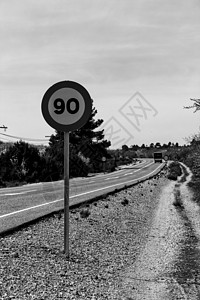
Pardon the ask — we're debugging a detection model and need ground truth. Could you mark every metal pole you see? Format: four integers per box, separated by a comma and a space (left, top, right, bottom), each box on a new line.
64, 131, 69, 257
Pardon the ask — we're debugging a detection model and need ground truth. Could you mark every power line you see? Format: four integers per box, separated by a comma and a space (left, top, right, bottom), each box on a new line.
0, 133, 49, 143
0, 125, 8, 131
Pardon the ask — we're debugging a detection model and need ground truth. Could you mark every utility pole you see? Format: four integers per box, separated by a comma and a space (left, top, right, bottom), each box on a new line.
0, 125, 7, 131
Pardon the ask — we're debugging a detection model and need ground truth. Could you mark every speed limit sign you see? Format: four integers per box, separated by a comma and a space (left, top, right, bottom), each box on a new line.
41, 80, 92, 258
164, 155, 169, 161
41, 81, 92, 132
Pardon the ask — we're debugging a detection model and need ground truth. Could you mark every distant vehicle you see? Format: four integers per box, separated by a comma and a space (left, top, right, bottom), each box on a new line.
154, 152, 163, 163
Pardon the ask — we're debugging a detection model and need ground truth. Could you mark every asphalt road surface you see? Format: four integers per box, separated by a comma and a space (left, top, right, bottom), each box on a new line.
0, 159, 164, 234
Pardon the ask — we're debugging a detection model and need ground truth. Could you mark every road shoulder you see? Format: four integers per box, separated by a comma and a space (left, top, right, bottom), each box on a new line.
1, 170, 167, 299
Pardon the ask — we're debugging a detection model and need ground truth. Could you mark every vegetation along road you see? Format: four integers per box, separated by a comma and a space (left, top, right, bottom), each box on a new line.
0, 159, 164, 234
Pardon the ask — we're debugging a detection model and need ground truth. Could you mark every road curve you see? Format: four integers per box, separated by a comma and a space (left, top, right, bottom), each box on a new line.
0, 159, 165, 234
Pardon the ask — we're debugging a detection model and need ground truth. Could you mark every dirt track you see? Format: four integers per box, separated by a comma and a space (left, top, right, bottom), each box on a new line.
120, 163, 200, 300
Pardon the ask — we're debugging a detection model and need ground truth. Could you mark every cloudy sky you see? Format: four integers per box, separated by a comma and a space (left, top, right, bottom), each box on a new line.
0, 0, 200, 148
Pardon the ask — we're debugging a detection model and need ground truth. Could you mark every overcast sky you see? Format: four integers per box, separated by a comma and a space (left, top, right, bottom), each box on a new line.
0, 0, 200, 148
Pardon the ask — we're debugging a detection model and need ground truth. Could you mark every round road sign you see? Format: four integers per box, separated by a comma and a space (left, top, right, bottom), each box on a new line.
41, 81, 92, 132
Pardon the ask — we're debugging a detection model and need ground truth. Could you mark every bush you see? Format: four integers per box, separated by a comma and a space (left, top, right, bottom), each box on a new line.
80, 208, 90, 218
0, 141, 43, 183
121, 198, 129, 206
0, 178, 6, 188
167, 173, 178, 181
167, 162, 182, 180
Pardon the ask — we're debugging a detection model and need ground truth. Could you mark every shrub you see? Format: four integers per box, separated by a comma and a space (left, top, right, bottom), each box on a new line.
167, 162, 182, 180
0, 178, 6, 188
167, 173, 178, 181
80, 208, 90, 218
121, 198, 129, 206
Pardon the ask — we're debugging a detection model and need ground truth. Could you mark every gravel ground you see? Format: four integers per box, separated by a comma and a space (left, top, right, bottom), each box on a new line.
0, 169, 168, 300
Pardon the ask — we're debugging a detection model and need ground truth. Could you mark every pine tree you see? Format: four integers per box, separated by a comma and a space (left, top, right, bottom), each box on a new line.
45, 101, 111, 177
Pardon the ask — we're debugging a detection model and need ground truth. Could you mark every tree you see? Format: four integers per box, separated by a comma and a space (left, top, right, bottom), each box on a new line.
149, 143, 154, 148
162, 143, 168, 148
155, 142, 161, 148
168, 142, 172, 148
122, 144, 129, 152
130, 144, 139, 151
184, 98, 200, 112
0, 141, 42, 182
45, 100, 111, 177
185, 131, 200, 145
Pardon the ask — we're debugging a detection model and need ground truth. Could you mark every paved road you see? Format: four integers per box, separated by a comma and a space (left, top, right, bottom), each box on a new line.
0, 159, 165, 234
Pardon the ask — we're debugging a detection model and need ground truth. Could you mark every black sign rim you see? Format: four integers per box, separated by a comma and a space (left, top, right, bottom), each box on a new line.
41, 81, 92, 132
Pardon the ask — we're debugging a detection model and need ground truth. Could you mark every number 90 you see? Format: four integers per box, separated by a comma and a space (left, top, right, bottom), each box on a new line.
54, 98, 79, 115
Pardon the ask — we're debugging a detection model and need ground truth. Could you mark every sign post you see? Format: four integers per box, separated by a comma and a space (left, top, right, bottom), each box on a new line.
164, 154, 169, 163
41, 81, 92, 257
102, 157, 106, 173
64, 131, 69, 255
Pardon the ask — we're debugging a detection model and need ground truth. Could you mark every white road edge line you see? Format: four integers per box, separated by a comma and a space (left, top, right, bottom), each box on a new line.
0, 160, 149, 193
104, 162, 153, 180
87, 160, 147, 178
104, 176, 119, 180
133, 161, 154, 173
0, 164, 163, 219
2, 190, 37, 196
